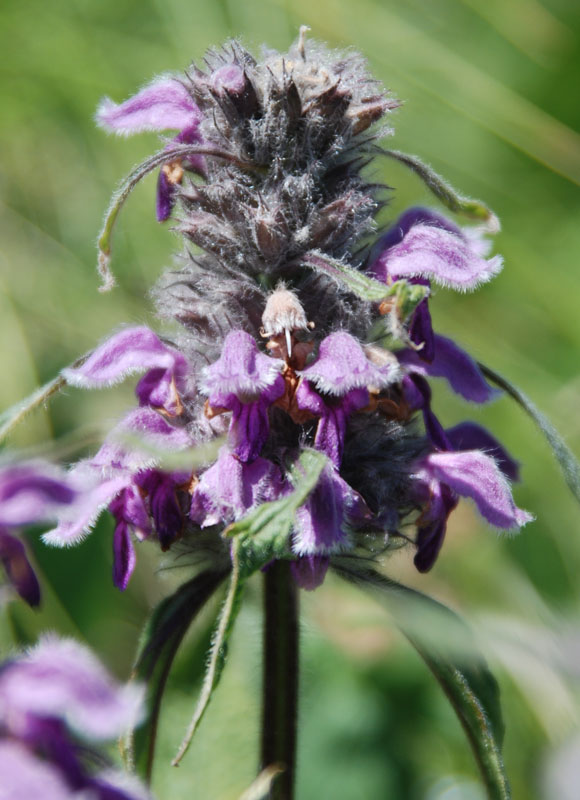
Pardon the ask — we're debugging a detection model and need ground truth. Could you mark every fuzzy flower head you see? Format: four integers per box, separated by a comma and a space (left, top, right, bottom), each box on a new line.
25, 32, 529, 600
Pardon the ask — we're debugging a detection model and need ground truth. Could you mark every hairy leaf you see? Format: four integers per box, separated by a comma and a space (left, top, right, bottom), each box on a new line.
172, 449, 327, 766
126, 568, 229, 781
382, 150, 499, 231
303, 251, 429, 312
172, 539, 245, 766
333, 559, 510, 800
479, 362, 580, 505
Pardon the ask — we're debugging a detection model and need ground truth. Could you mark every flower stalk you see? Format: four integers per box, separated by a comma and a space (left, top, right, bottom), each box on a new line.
261, 560, 300, 800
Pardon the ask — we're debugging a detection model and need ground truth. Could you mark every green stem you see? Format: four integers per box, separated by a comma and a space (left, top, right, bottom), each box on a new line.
261, 561, 299, 800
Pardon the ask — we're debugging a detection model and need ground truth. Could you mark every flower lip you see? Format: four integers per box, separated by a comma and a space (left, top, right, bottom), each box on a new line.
96, 76, 200, 135
202, 330, 284, 398
299, 331, 400, 396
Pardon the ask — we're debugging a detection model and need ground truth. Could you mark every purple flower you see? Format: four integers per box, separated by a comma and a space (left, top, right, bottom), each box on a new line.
97, 77, 203, 221
398, 334, 499, 404
190, 450, 285, 527
0, 636, 149, 800
445, 421, 520, 482
0, 463, 78, 607
44, 408, 195, 590
290, 555, 330, 591
296, 332, 399, 467
292, 461, 370, 555
371, 208, 503, 416
202, 330, 285, 463
412, 448, 533, 571
63, 326, 189, 417
371, 206, 502, 291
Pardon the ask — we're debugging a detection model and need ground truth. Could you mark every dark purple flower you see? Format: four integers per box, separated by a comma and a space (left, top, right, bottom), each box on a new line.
402, 374, 451, 451
292, 461, 370, 555
0, 529, 41, 607
412, 448, 533, 571
398, 333, 499, 404
96, 77, 203, 221
296, 331, 399, 467
190, 450, 285, 527
44, 408, 195, 590
0, 462, 79, 607
0, 636, 149, 799
371, 206, 502, 291
371, 207, 503, 386
203, 330, 285, 463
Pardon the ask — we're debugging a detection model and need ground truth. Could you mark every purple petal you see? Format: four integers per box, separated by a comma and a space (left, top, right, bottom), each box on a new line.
94, 408, 195, 474
190, 451, 284, 526
136, 470, 185, 549
63, 327, 188, 414
0, 636, 144, 741
156, 169, 176, 222
42, 474, 130, 546
211, 64, 247, 95
372, 207, 462, 264
203, 330, 284, 397
402, 374, 451, 451
175, 124, 206, 173
291, 555, 330, 591
109, 484, 150, 537
446, 421, 520, 481
300, 332, 399, 395
0, 462, 77, 527
373, 218, 502, 290
96, 77, 200, 135
0, 741, 76, 800
408, 297, 435, 362
413, 481, 457, 573
418, 450, 534, 529
398, 334, 500, 403
292, 464, 369, 555
296, 382, 369, 467
0, 529, 41, 607
112, 521, 136, 591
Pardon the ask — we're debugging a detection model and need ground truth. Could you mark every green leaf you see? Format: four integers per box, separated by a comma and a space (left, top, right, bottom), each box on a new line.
126, 568, 229, 782
479, 362, 580, 505
333, 559, 510, 800
172, 449, 327, 766
226, 448, 328, 571
303, 251, 427, 307
172, 539, 246, 766
382, 149, 500, 230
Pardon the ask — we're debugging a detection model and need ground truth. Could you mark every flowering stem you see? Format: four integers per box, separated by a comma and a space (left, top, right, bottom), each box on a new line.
261, 560, 299, 800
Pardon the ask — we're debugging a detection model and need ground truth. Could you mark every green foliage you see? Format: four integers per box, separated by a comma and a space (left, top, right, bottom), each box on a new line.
127, 568, 229, 782
171, 449, 326, 767
334, 559, 510, 800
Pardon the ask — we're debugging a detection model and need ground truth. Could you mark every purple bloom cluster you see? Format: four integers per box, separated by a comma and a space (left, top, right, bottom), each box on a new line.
2, 37, 533, 601
0, 636, 148, 799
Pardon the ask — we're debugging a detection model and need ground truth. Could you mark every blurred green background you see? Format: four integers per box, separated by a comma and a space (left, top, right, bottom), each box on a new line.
1, 0, 580, 797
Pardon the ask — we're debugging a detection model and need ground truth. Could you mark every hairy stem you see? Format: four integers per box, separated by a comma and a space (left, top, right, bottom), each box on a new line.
261, 561, 299, 800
